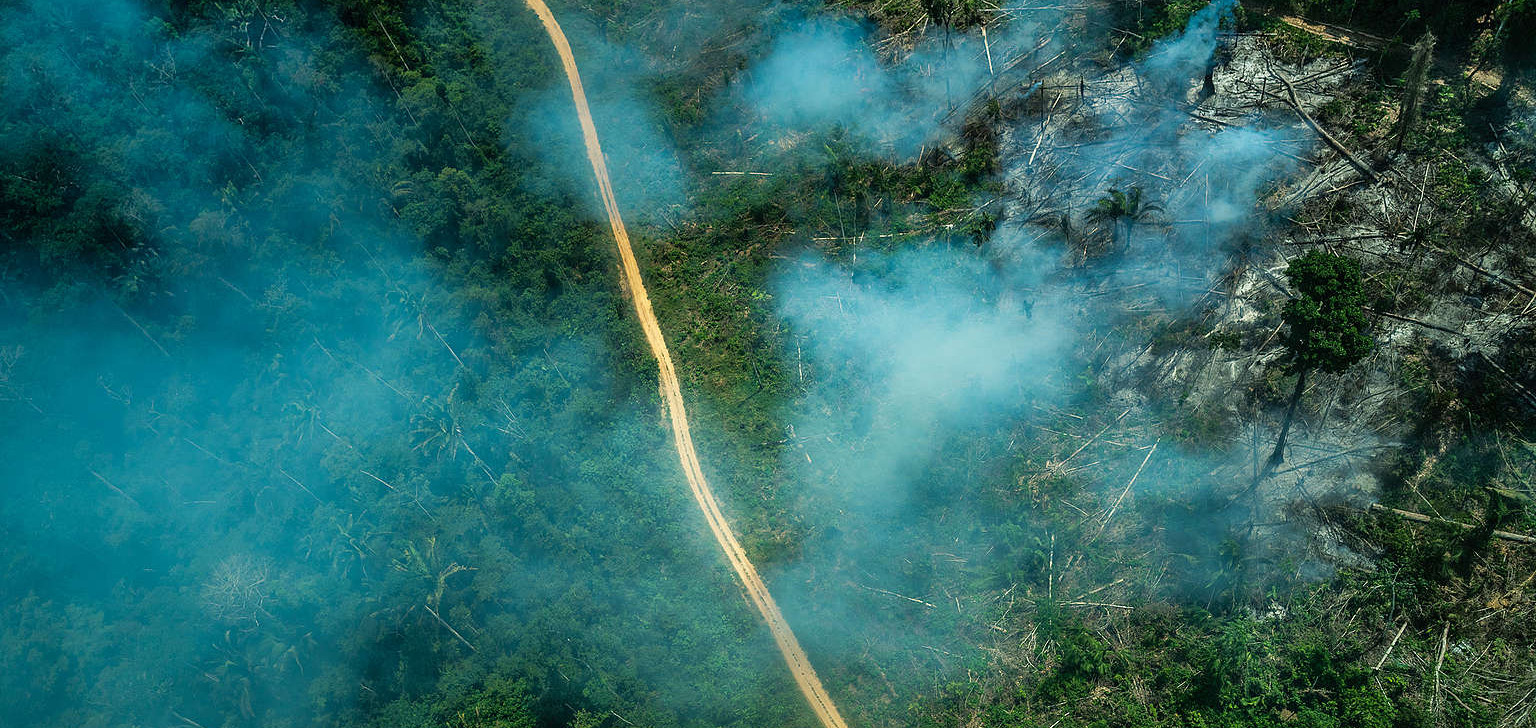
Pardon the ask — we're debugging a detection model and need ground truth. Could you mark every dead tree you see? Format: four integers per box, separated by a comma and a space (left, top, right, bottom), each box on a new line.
1395, 32, 1436, 154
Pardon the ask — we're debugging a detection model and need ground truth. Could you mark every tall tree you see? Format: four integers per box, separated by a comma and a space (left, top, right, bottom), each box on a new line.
1258, 251, 1375, 483
1395, 31, 1436, 154
920, 0, 982, 109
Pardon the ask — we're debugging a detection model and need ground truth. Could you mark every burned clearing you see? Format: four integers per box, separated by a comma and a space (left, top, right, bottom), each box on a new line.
2, 0, 1534, 727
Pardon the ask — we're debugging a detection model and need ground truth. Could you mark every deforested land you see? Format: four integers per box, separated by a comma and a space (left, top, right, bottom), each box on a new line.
2, 0, 1534, 727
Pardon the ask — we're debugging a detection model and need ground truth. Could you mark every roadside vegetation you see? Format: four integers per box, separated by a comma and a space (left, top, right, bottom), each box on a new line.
1, 0, 1533, 727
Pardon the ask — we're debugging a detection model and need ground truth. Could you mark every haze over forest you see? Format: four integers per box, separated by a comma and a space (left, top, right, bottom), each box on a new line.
2, 0, 1535, 727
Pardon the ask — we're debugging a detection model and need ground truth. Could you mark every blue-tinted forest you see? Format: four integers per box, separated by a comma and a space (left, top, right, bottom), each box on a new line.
3, 0, 1536, 726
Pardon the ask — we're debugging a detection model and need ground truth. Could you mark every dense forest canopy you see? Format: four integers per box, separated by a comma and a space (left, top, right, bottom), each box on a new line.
2, 0, 1535, 726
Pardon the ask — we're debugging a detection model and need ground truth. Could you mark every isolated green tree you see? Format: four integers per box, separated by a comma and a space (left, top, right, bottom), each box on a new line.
1261, 251, 1375, 479
1086, 187, 1162, 251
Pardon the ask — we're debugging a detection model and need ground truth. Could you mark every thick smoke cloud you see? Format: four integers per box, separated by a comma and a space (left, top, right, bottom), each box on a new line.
0, 1, 805, 726
0, 0, 1348, 724
0, 1, 492, 724
1032, 0, 1301, 304
746, 0, 1323, 691
1143, 0, 1235, 94
739, 14, 1051, 157
745, 21, 897, 132
766, 0, 1301, 520
774, 247, 1067, 513
513, 17, 690, 223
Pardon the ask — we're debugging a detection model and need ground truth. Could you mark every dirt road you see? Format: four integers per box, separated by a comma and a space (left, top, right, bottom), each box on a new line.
519, 3, 849, 727
1276, 15, 1389, 50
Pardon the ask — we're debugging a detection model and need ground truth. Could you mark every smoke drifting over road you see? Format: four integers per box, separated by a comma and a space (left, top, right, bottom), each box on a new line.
1, 1, 801, 725
0, 0, 1348, 725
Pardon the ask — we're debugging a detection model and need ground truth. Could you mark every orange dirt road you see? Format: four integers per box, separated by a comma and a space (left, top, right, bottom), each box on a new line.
519, 3, 850, 727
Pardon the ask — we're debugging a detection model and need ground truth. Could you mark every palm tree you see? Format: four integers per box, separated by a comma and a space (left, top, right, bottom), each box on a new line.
1086, 187, 1162, 251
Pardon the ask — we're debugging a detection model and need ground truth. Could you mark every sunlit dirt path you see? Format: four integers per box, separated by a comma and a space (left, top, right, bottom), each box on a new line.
519, 2, 850, 727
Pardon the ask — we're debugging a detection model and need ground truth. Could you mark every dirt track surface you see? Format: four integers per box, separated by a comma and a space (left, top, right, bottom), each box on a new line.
519, 3, 850, 727
1277, 15, 1389, 49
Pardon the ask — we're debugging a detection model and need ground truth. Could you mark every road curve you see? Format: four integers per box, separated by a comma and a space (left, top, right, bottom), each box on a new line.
518, 3, 850, 727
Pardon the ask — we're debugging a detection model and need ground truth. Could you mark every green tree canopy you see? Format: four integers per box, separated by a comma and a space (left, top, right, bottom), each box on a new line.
1086, 186, 1162, 250
1281, 250, 1375, 375
1257, 250, 1376, 476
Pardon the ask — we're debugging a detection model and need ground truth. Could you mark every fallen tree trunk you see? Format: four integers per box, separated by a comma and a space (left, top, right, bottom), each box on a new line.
1362, 306, 1466, 337
1368, 503, 1536, 545
1475, 352, 1536, 410
1271, 70, 1382, 185
1427, 245, 1536, 298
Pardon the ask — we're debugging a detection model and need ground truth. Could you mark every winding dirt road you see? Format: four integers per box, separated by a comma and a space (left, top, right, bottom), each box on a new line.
519, 3, 849, 727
